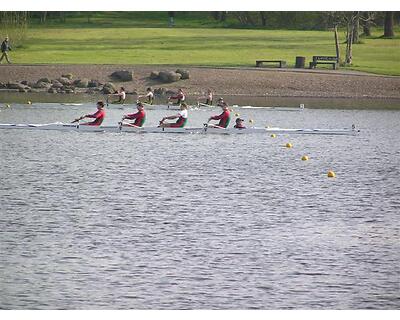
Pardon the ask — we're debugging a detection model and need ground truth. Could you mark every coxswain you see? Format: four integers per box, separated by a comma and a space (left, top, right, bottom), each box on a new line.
109, 87, 126, 104
198, 89, 213, 105
168, 88, 185, 105
207, 102, 231, 128
234, 118, 246, 129
159, 103, 188, 128
73, 101, 105, 126
120, 102, 146, 127
138, 87, 154, 105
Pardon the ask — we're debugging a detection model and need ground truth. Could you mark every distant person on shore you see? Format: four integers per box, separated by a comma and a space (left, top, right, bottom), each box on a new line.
198, 89, 213, 106
168, 88, 185, 105
72, 101, 106, 126
138, 87, 154, 105
109, 87, 126, 104
120, 102, 146, 127
159, 103, 188, 128
0, 36, 12, 64
207, 102, 231, 128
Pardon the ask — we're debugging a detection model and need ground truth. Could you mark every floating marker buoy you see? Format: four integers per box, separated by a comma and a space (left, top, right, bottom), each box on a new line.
6, 104, 10, 108
249, 119, 254, 123
271, 134, 276, 138
235, 113, 240, 117
327, 171, 336, 178
27, 101, 32, 105
301, 155, 309, 161
285, 143, 293, 148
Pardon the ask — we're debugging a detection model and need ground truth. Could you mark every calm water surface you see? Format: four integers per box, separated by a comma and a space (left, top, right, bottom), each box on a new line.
0, 102, 399, 309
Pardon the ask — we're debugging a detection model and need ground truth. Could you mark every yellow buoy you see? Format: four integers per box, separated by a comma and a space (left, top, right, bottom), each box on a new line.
6, 104, 11, 108
285, 143, 293, 148
27, 101, 32, 105
301, 155, 309, 161
234, 113, 240, 117
327, 171, 336, 178
249, 119, 254, 123
271, 134, 276, 138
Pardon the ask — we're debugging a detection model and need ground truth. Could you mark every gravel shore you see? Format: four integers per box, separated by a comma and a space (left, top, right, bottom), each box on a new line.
1, 64, 399, 99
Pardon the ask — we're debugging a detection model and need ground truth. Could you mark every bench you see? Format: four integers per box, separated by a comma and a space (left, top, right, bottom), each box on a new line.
256, 60, 287, 68
309, 56, 338, 70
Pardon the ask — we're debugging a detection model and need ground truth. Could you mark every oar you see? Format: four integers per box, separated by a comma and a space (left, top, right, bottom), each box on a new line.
71, 116, 84, 123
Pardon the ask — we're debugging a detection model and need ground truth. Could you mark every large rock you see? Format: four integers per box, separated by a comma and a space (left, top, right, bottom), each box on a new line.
150, 71, 160, 80
110, 70, 133, 82
88, 79, 100, 88
32, 81, 51, 89
154, 87, 166, 95
159, 71, 181, 83
62, 73, 73, 80
51, 81, 63, 89
58, 77, 72, 86
176, 69, 190, 80
0, 82, 6, 89
76, 78, 89, 88
7, 82, 26, 90
101, 82, 117, 94
38, 77, 51, 83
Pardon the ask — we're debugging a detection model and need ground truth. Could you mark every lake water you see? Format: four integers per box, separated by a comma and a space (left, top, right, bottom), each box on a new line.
0, 101, 399, 309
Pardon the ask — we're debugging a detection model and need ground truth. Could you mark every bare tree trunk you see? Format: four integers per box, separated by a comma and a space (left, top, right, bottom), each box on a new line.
219, 11, 226, 22
352, 12, 360, 43
362, 12, 372, 36
383, 12, 395, 37
334, 24, 340, 63
259, 12, 267, 26
346, 23, 353, 64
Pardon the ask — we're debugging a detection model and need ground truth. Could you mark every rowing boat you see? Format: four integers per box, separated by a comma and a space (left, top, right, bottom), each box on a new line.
0, 122, 359, 135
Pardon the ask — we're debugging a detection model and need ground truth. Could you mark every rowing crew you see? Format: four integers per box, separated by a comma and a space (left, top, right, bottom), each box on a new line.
72, 98, 246, 129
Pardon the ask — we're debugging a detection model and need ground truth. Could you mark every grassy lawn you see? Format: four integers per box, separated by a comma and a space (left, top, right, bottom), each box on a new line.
9, 26, 400, 76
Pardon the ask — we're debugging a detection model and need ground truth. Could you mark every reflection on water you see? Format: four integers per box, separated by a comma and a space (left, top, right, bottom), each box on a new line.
0, 103, 399, 309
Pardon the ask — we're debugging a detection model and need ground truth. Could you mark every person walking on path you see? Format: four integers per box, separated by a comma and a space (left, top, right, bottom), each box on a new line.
0, 36, 12, 64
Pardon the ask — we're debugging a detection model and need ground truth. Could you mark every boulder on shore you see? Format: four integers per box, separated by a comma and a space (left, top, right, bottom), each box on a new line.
88, 79, 100, 88
110, 70, 133, 82
176, 69, 190, 80
159, 71, 181, 83
62, 73, 73, 80
150, 71, 160, 80
58, 77, 72, 86
154, 87, 166, 96
7, 82, 26, 90
76, 78, 89, 88
38, 77, 51, 83
101, 82, 117, 94
32, 81, 51, 89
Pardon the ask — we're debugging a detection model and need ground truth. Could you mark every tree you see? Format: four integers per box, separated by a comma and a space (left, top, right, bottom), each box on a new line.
383, 11, 395, 37
259, 12, 267, 27
0, 11, 29, 47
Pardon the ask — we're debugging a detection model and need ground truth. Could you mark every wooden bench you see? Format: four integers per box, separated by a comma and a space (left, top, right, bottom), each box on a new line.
309, 56, 338, 70
256, 60, 287, 68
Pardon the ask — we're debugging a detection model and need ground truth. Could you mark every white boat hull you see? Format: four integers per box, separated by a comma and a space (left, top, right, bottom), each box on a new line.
0, 122, 359, 135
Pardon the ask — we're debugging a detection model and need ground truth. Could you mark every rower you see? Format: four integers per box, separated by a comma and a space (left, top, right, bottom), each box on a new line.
73, 101, 105, 126
216, 97, 225, 107
109, 87, 126, 104
159, 103, 188, 128
234, 118, 246, 129
168, 88, 185, 105
207, 102, 231, 128
138, 87, 154, 105
198, 89, 213, 106
120, 102, 146, 127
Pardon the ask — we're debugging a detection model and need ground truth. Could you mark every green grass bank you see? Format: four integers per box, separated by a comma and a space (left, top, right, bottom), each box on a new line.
7, 26, 400, 76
